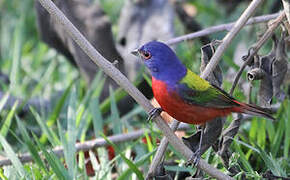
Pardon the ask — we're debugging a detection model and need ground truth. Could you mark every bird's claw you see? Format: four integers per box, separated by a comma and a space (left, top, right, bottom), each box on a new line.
185, 149, 201, 167
147, 108, 162, 122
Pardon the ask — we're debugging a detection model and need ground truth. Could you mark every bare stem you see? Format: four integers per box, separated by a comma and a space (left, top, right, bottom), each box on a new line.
146, 120, 180, 179
166, 12, 279, 45
147, 0, 265, 178
219, 11, 286, 173
282, 0, 290, 24
0, 129, 145, 167
200, 0, 264, 79
36, 0, 232, 179
0, 124, 190, 167
229, 12, 286, 95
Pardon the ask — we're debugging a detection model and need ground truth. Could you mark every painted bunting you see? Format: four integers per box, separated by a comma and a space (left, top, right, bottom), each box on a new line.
132, 41, 274, 164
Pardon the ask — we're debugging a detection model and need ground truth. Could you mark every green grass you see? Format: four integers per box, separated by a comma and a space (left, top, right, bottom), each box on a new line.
0, 0, 289, 179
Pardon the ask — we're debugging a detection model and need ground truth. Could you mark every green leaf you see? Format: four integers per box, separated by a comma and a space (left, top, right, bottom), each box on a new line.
282, 100, 289, 159
97, 147, 112, 180
90, 99, 103, 138
109, 86, 121, 135
88, 150, 98, 176
257, 119, 266, 149
265, 120, 275, 144
0, 168, 8, 180
15, 116, 48, 174
144, 131, 153, 161
66, 86, 77, 178
0, 92, 9, 113
76, 71, 104, 126
102, 134, 144, 180
255, 144, 286, 177
271, 116, 285, 157
30, 107, 60, 146
30, 58, 57, 97
142, 73, 152, 87
233, 140, 254, 173
100, 86, 126, 115
9, 17, 23, 93
99, 69, 145, 114
40, 80, 73, 143
249, 118, 257, 142
118, 151, 155, 180
0, 101, 18, 138
0, 134, 25, 177
33, 134, 70, 179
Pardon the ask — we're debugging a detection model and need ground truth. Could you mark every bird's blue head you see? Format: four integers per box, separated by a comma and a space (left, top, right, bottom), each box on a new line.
132, 41, 186, 84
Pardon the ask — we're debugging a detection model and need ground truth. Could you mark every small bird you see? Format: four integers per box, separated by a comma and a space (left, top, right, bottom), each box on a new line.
132, 41, 275, 165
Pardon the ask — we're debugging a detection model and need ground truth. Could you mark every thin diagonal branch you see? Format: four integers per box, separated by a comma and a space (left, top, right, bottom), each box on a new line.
219, 11, 286, 174
0, 124, 190, 167
0, 130, 144, 166
147, 0, 264, 178
166, 12, 279, 45
229, 11, 286, 95
37, 0, 232, 179
200, 0, 264, 79
146, 120, 180, 179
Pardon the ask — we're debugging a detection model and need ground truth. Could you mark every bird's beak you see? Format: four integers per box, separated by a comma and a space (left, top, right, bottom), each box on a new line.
131, 49, 139, 57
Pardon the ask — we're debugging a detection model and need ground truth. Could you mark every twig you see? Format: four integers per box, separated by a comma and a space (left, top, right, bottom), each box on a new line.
282, 0, 290, 24
146, 120, 180, 179
166, 12, 279, 45
229, 12, 286, 95
220, 11, 286, 175
37, 0, 232, 179
146, 0, 264, 178
200, 0, 264, 79
0, 130, 144, 166
0, 124, 190, 167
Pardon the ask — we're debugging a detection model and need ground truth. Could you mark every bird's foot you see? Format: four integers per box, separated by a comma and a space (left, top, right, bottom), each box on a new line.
147, 108, 163, 122
185, 149, 201, 167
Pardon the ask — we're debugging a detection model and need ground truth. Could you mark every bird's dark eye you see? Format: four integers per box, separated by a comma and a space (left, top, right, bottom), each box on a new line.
142, 51, 151, 60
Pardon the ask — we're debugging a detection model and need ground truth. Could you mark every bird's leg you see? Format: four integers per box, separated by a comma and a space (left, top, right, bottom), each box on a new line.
147, 108, 163, 122
186, 126, 204, 166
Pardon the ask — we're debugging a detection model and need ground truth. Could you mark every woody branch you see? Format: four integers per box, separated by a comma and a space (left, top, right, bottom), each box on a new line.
37, 0, 233, 179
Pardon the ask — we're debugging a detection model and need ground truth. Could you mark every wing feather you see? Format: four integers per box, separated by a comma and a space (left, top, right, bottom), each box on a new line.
176, 70, 240, 108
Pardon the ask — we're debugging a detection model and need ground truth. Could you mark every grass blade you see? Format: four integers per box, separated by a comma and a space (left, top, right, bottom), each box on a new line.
66, 86, 77, 178
30, 107, 60, 146
109, 87, 121, 135
282, 100, 289, 159
233, 140, 254, 173
118, 151, 155, 180
0, 134, 25, 177
255, 144, 286, 177
40, 80, 73, 143
76, 71, 104, 127
33, 133, 70, 179
90, 99, 103, 138
15, 116, 48, 174
102, 134, 144, 180
0, 101, 18, 138
0, 92, 9, 113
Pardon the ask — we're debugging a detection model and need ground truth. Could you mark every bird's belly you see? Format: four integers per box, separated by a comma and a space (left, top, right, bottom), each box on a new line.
152, 79, 231, 124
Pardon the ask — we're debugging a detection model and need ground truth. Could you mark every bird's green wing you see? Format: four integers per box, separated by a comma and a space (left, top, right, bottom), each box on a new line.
176, 69, 239, 108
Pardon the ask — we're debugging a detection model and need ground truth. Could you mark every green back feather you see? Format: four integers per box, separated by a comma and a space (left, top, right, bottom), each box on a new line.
177, 69, 238, 108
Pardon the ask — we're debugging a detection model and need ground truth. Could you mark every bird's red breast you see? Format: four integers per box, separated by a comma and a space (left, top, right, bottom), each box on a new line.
152, 77, 236, 124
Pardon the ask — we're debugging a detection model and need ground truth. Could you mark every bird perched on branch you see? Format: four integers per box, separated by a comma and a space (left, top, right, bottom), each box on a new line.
131, 41, 275, 165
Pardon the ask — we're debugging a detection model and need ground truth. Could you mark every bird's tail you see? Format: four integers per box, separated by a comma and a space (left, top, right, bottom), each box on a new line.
233, 100, 275, 121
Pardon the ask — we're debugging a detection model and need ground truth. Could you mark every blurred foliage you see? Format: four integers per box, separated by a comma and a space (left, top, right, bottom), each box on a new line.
0, 0, 289, 179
